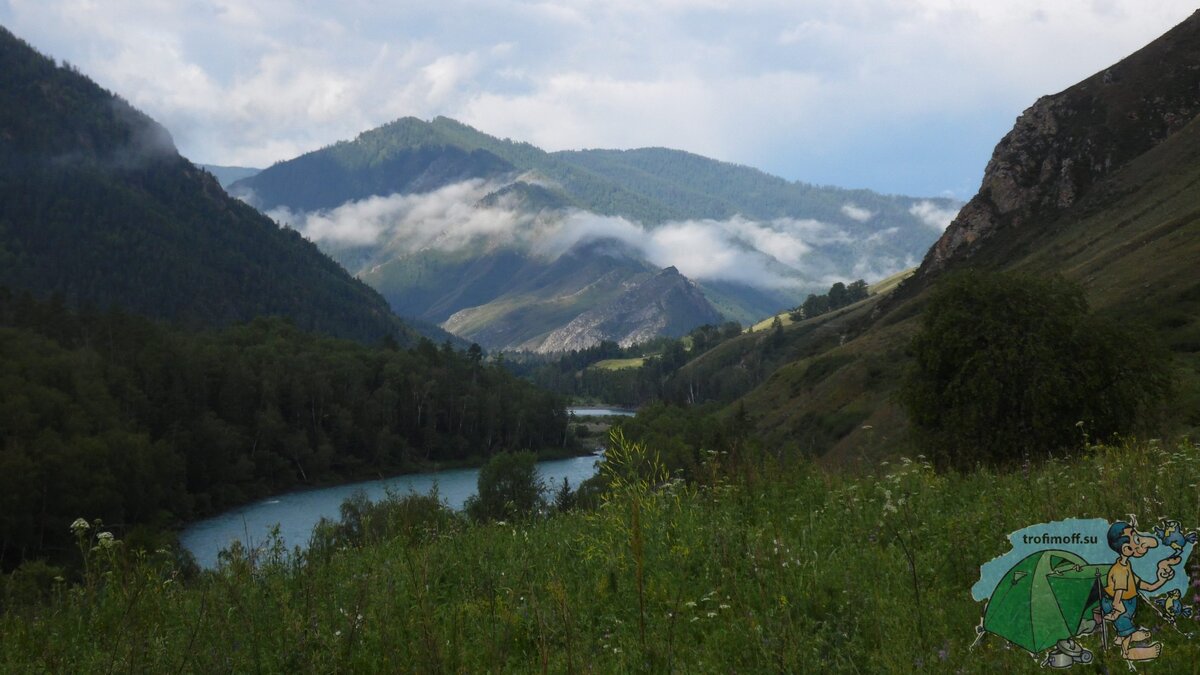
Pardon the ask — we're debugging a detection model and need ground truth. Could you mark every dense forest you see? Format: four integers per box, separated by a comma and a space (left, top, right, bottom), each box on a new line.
507, 321, 748, 407
0, 290, 570, 570
0, 26, 415, 344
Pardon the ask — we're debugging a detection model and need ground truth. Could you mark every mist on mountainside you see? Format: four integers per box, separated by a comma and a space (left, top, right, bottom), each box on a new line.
266, 176, 949, 297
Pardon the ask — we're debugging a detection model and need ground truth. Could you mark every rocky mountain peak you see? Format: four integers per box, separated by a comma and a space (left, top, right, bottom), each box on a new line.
535, 266, 723, 353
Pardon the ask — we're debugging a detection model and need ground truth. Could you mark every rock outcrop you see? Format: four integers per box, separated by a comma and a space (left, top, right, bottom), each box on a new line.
534, 266, 724, 353
920, 9, 1200, 275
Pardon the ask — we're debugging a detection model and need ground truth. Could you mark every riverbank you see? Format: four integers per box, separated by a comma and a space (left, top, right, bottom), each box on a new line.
161, 440, 597, 570
179, 454, 600, 569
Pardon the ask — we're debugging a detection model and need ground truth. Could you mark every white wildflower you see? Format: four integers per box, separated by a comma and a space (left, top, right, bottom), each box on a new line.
70, 518, 90, 535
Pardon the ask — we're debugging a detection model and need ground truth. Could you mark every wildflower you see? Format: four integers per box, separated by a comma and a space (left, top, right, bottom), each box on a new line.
96, 531, 115, 549
706, 611, 717, 618
684, 601, 697, 608
70, 518, 90, 535
719, 603, 730, 610
335, 630, 342, 637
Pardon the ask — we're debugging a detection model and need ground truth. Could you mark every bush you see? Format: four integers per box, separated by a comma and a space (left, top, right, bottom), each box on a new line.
899, 270, 1172, 470
464, 450, 545, 522
309, 488, 461, 555
3, 559, 64, 605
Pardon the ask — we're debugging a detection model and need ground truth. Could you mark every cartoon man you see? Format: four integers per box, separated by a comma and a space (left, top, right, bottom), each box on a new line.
1102, 521, 1182, 661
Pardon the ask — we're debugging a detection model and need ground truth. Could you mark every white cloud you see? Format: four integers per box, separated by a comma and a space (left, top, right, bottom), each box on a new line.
841, 203, 873, 222
274, 178, 902, 290
2, 1, 1195, 194
909, 200, 960, 231
270, 179, 548, 251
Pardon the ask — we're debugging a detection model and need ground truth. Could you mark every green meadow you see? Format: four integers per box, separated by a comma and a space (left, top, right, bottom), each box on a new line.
3, 434, 1198, 673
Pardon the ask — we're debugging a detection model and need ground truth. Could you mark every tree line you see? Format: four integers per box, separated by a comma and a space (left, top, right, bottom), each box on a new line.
789, 279, 869, 322
0, 289, 570, 570
509, 322, 745, 407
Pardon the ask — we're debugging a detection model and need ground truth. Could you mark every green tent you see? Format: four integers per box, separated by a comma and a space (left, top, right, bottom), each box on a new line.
983, 549, 1111, 653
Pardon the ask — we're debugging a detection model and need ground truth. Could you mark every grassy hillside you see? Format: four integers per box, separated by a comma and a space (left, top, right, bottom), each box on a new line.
671, 113, 1200, 461
709, 14, 1200, 464
746, 269, 913, 333
3, 436, 1198, 672
592, 357, 647, 371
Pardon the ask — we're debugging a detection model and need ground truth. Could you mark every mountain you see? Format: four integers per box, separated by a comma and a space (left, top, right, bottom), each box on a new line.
198, 164, 260, 189
0, 26, 415, 344
687, 10, 1200, 462
914, 9, 1200, 280
439, 255, 724, 353
537, 266, 722, 352
232, 117, 957, 349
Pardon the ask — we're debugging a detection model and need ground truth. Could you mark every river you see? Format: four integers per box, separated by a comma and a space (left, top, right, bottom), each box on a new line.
567, 406, 636, 417
181, 407, 630, 569
181, 454, 600, 569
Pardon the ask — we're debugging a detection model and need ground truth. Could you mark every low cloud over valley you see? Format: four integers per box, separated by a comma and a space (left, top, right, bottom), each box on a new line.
267, 179, 951, 294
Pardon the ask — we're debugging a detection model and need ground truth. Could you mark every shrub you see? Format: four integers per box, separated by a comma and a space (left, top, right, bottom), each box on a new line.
463, 450, 545, 522
309, 488, 461, 554
899, 270, 1172, 470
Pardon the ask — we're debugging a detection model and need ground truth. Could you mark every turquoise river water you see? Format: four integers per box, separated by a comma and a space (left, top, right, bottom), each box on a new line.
180, 406, 629, 568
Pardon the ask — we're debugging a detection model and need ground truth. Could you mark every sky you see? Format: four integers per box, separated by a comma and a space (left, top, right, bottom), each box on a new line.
1, 1, 1196, 198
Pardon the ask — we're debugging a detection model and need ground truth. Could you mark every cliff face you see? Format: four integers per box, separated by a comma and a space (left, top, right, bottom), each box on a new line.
535, 267, 724, 353
921, 9, 1200, 275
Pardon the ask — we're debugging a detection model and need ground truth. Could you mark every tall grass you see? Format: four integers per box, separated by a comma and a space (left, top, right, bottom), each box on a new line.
2, 437, 1200, 672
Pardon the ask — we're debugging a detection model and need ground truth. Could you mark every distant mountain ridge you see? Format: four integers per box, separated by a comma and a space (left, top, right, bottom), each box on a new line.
234, 115, 956, 229
0, 25, 417, 344
199, 164, 260, 189
232, 116, 956, 350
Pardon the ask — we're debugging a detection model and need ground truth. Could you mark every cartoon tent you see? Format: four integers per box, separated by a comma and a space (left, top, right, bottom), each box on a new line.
982, 549, 1111, 653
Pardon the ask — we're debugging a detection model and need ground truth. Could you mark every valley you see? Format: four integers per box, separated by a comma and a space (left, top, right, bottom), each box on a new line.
2, 5, 1200, 673
230, 116, 958, 351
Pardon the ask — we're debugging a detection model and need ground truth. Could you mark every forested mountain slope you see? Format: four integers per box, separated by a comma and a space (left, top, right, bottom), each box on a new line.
0, 26, 412, 344
232, 116, 956, 348
0, 290, 568, 567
